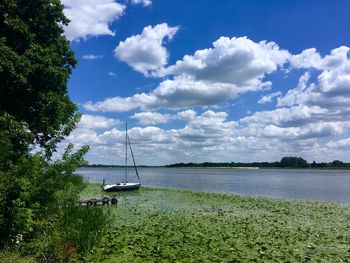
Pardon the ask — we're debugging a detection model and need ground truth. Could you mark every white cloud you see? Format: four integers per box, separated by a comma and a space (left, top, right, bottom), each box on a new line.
289, 48, 323, 69
63, 0, 125, 41
258, 91, 282, 104
87, 36, 291, 111
261, 122, 348, 140
177, 109, 197, 121
132, 112, 172, 124
290, 46, 350, 71
130, 0, 152, 6
326, 138, 350, 149
82, 54, 104, 60
159, 36, 290, 88
62, 107, 350, 164
279, 47, 350, 115
240, 105, 328, 128
78, 41, 350, 164
84, 93, 157, 112
83, 76, 251, 111
108, 71, 117, 77
78, 114, 119, 129
151, 76, 240, 108
277, 72, 311, 107
114, 23, 179, 75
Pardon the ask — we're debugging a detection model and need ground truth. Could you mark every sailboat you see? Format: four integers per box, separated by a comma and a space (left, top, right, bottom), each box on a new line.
102, 123, 141, 192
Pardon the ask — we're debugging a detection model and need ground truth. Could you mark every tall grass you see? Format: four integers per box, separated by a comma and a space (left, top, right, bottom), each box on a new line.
60, 205, 111, 255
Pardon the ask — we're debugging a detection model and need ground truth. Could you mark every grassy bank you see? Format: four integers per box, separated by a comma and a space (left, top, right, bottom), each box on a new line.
77, 185, 350, 262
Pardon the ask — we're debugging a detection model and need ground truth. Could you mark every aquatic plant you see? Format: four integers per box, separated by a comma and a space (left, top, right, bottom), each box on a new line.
81, 186, 350, 262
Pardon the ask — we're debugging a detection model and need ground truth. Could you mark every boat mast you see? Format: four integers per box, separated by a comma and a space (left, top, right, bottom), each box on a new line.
125, 122, 128, 183
127, 135, 140, 183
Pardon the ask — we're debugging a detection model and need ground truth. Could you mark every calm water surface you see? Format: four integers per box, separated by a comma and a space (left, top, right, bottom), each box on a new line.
76, 167, 350, 203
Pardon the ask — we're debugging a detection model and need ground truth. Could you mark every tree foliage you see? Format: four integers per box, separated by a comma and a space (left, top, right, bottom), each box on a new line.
0, 1, 110, 261
279, 156, 308, 168
0, 0, 78, 155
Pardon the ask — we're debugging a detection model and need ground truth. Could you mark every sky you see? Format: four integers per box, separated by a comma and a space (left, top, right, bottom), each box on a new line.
60, 0, 350, 165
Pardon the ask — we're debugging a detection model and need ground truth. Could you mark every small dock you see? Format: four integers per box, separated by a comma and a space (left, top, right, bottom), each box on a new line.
75, 196, 118, 206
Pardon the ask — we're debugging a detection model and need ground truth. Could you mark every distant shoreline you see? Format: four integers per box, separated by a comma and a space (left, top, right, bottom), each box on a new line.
79, 165, 350, 170
80, 156, 350, 169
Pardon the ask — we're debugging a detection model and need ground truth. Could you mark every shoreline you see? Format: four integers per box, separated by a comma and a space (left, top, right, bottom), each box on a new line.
85, 183, 350, 205
79, 166, 350, 170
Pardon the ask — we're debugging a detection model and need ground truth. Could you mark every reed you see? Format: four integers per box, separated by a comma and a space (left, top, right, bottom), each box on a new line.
60, 205, 111, 253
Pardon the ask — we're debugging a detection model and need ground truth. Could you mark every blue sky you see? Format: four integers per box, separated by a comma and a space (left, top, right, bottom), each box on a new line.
61, 0, 350, 165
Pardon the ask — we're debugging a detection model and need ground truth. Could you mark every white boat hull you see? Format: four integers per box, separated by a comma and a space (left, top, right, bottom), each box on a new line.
103, 182, 141, 192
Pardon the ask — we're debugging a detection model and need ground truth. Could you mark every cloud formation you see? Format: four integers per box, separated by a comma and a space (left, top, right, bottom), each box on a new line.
258, 91, 282, 104
114, 23, 179, 75
76, 36, 350, 164
64, 104, 350, 164
132, 112, 172, 124
62, 0, 125, 41
86, 36, 289, 112
78, 114, 119, 129
159, 37, 290, 87
279, 47, 350, 117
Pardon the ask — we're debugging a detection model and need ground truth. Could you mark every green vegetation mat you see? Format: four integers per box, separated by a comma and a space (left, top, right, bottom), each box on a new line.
79, 185, 350, 262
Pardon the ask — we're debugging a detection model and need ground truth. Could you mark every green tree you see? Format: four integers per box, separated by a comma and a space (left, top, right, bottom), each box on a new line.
0, 0, 78, 156
0, 1, 103, 259
279, 156, 308, 168
331, 160, 344, 167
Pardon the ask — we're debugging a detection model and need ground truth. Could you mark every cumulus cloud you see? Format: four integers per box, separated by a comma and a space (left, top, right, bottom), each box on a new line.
289, 48, 323, 69
62, 106, 350, 164
87, 36, 290, 112
290, 46, 350, 71
234, 44, 350, 160
279, 46, 350, 116
62, 0, 125, 41
78, 114, 119, 129
114, 23, 179, 75
159, 36, 290, 87
84, 93, 157, 112
326, 138, 350, 149
132, 112, 172, 124
177, 109, 197, 121
78, 40, 350, 164
151, 76, 240, 108
277, 72, 312, 107
73, 108, 325, 165
130, 0, 152, 6
241, 105, 328, 128
258, 91, 282, 104
63, 110, 238, 164
261, 122, 348, 140
83, 76, 256, 111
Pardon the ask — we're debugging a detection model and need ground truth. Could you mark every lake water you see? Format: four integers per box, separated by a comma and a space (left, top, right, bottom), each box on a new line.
76, 167, 350, 203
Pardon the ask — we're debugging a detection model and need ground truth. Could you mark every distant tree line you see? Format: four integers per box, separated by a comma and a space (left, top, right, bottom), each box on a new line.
165, 156, 350, 169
